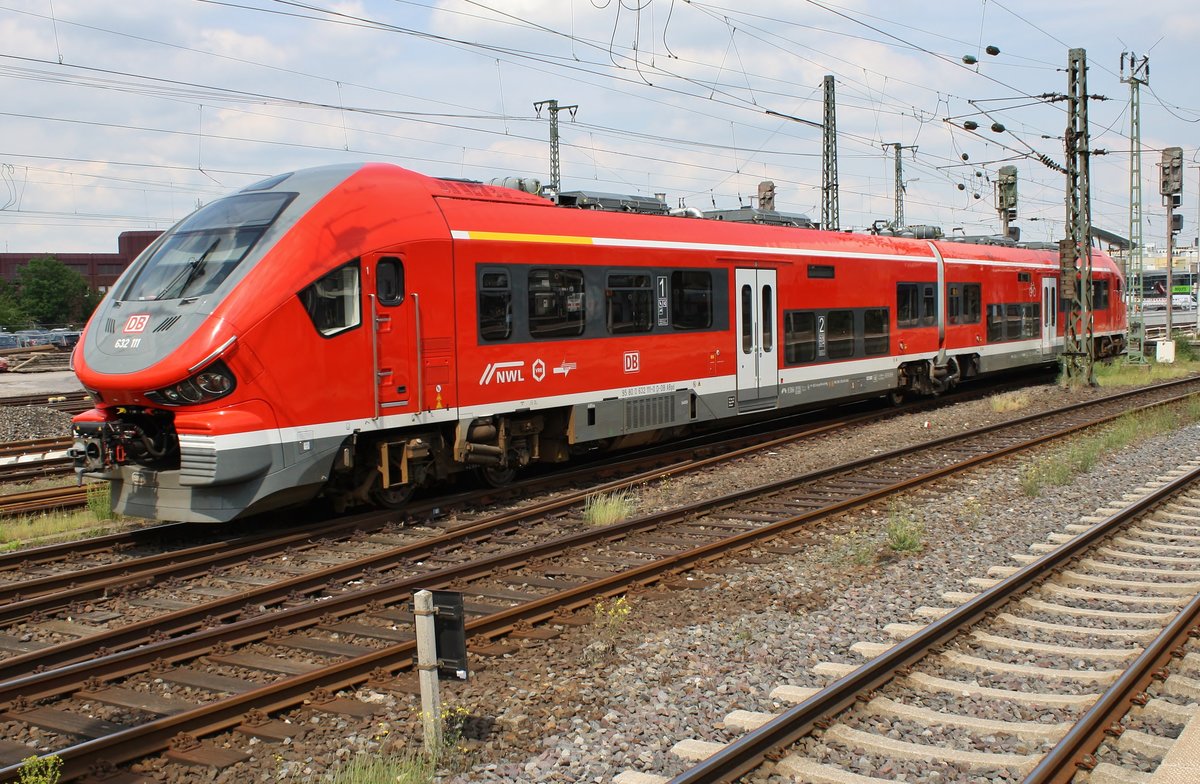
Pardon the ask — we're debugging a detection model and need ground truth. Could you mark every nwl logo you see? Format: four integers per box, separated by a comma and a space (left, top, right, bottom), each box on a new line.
479, 361, 526, 385
123, 314, 150, 333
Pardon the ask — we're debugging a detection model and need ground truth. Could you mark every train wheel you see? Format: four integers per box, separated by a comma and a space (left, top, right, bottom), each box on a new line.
886, 390, 905, 406
476, 464, 517, 488
369, 475, 415, 509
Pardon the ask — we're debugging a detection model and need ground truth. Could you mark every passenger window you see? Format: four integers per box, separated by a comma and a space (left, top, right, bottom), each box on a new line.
920, 284, 936, 327
741, 285, 753, 353
897, 283, 919, 328
528, 268, 585, 338
1022, 303, 1039, 338
761, 285, 773, 352
784, 311, 815, 364
863, 308, 888, 355
826, 310, 854, 359
946, 283, 981, 325
671, 270, 713, 330
1005, 303, 1022, 339
606, 273, 653, 334
987, 304, 1003, 342
299, 260, 361, 337
962, 283, 981, 324
479, 269, 511, 341
377, 257, 404, 305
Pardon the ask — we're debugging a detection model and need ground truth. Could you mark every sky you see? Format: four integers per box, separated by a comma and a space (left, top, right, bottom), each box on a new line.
0, 0, 1197, 254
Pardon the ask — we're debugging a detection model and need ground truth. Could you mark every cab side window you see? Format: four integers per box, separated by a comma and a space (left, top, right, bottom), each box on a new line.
377, 257, 404, 305
299, 260, 361, 337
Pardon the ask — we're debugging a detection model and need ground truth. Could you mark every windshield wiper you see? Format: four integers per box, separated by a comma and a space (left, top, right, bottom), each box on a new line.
156, 238, 220, 300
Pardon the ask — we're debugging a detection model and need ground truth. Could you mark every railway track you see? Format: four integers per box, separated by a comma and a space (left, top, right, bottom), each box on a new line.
0, 376, 1184, 661
0, 485, 88, 515
0, 392, 90, 416
0, 437, 73, 489
0, 378, 1196, 779
0, 386, 1022, 673
621, 460, 1200, 784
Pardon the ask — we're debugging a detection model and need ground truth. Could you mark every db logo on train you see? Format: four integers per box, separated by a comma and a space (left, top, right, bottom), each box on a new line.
123, 315, 151, 334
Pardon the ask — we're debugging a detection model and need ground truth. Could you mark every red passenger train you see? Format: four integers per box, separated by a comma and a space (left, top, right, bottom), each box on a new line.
70, 163, 1127, 522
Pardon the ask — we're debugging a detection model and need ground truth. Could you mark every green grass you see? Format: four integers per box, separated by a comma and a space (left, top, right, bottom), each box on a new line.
85, 482, 115, 521
18, 755, 61, 784
1172, 334, 1200, 363
825, 528, 878, 566
582, 489, 635, 526
324, 752, 437, 784
0, 483, 132, 550
1091, 357, 1200, 387
1021, 397, 1200, 496
990, 389, 1031, 413
885, 503, 924, 553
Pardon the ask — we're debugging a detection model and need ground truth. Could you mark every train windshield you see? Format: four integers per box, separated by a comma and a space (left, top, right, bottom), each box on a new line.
120, 191, 296, 302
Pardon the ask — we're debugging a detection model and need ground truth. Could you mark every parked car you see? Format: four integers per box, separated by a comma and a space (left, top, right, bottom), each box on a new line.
47, 329, 81, 348
13, 330, 51, 347
0, 333, 18, 349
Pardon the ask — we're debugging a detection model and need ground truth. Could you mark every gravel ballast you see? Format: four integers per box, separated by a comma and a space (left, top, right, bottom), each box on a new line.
116, 379, 1200, 783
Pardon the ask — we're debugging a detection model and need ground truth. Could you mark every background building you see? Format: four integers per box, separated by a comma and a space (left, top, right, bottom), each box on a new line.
0, 231, 158, 292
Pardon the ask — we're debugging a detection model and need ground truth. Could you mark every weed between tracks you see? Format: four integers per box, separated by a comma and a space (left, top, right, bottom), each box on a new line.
323, 707, 472, 784
583, 488, 635, 525
1021, 393, 1200, 496
324, 753, 436, 784
825, 502, 926, 568
1088, 356, 1200, 387
17, 755, 61, 784
990, 389, 1032, 413
885, 502, 925, 553
0, 483, 127, 551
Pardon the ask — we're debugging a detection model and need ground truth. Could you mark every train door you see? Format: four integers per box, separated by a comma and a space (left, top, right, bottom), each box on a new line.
1041, 276, 1058, 354
366, 252, 417, 417
734, 267, 778, 410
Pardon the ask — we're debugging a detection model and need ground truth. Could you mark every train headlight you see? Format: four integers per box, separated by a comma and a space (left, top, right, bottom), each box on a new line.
145, 360, 237, 406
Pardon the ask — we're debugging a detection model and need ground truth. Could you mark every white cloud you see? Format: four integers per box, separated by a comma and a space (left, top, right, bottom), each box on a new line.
0, 0, 1196, 252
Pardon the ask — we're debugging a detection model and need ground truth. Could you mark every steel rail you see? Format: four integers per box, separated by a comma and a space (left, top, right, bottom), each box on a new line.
2, 379, 1194, 682
0, 436, 72, 458
0, 460, 73, 484
1025, 565, 1200, 782
665, 463, 1200, 784
0, 370, 1156, 566
1, 384, 1197, 780
0, 378, 1014, 617
0, 392, 91, 415
0, 485, 87, 514
0, 517, 381, 618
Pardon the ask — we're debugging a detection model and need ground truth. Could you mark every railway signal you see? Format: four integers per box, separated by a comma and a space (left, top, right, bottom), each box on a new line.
1161, 146, 1184, 204
1160, 146, 1185, 340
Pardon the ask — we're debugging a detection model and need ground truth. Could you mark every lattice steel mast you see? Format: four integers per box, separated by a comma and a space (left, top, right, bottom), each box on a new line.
884, 143, 916, 230
533, 99, 578, 192
1121, 53, 1149, 362
1060, 48, 1095, 386
821, 75, 839, 231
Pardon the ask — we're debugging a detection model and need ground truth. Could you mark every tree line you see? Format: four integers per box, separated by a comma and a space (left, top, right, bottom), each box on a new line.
0, 255, 102, 331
